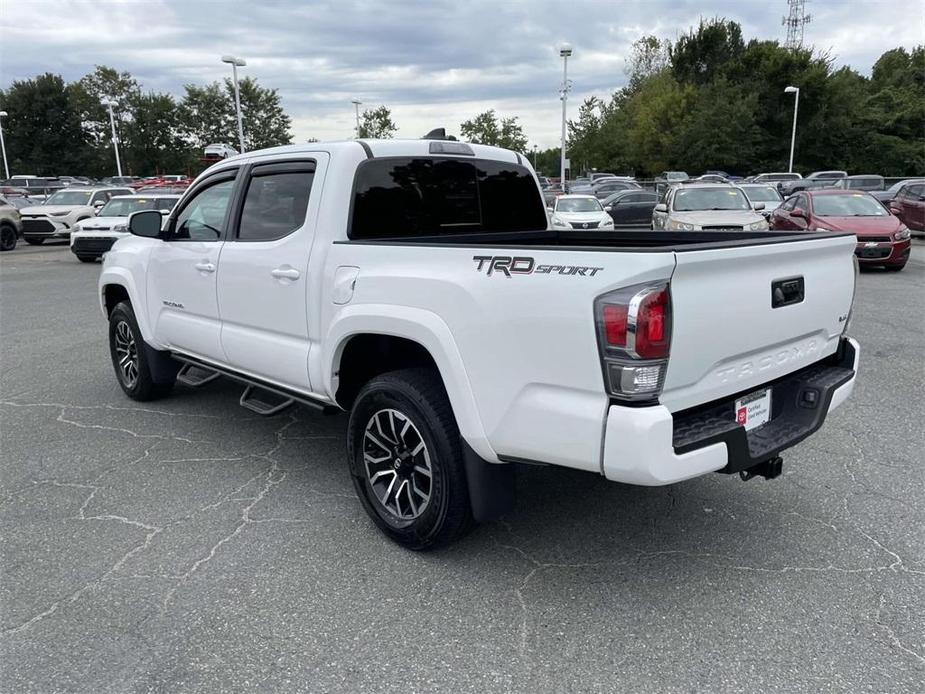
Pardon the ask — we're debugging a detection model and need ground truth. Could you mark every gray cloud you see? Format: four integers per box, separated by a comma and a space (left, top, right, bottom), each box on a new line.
1, 0, 920, 147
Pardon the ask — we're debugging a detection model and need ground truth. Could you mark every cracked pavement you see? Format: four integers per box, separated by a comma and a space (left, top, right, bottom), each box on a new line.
1, 242, 923, 693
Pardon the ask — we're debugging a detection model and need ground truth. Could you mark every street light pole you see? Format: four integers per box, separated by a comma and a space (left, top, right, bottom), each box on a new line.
559, 44, 572, 190
532, 144, 538, 169
0, 111, 9, 180
101, 100, 122, 177
784, 86, 800, 173
222, 55, 247, 153
351, 98, 362, 138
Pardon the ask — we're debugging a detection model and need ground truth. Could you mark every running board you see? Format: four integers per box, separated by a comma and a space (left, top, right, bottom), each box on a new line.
176, 363, 221, 388
240, 385, 294, 416
170, 354, 339, 415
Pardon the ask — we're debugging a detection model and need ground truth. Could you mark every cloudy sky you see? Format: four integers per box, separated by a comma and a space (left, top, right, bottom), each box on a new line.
1, 0, 921, 148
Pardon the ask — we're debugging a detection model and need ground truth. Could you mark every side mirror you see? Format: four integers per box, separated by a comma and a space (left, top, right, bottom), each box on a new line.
654, 203, 668, 213
753, 202, 766, 211
129, 209, 164, 238
792, 207, 807, 219
159, 209, 171, 215
93, 200, 106, 208
604, 205, 613, 212
889, 204, 901, 215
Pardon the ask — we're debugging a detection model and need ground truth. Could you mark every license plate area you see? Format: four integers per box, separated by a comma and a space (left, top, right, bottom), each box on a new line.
735, 388, 772, 431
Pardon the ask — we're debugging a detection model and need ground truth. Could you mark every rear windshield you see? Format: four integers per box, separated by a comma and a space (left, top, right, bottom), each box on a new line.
350, 157, 546, 239
813, 194, 888, 217
557, 198, 602, 213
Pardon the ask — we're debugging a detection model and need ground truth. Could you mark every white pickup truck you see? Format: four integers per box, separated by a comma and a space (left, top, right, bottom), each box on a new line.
99, 136, 860, 549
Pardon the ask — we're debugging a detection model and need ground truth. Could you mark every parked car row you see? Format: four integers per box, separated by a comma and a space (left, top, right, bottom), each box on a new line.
0, 185, 182, 253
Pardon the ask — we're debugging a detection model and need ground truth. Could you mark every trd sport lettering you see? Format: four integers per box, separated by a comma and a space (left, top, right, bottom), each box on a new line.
473, 255, 603, 277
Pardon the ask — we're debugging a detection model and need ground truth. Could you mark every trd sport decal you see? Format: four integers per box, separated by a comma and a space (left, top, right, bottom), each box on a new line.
473, 255, 604, 278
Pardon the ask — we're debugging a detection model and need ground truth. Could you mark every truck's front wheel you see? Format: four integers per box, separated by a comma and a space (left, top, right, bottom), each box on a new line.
347, 368, 473, 550
108, 301, 174, 401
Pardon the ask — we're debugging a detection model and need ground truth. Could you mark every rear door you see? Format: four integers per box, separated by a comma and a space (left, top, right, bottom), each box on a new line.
216, 156, 326, 389
661, 234, 856, 411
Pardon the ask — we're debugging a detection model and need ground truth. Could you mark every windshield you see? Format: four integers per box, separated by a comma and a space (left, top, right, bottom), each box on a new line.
673, 188, 750, 211
44, 190, 92, 206
813, 194, 888, 217
557, 198, 602, 213
98, 197, 162, 216
741, 186, 782, 203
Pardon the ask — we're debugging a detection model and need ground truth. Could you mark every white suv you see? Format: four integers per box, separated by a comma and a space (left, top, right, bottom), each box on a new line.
20, 187, 133, 244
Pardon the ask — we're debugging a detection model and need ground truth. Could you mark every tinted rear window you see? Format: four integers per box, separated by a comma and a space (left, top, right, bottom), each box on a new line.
350, 157, 545, 239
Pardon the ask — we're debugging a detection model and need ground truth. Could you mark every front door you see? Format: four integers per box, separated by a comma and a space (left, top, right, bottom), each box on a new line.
217, 156, 325, 390
147, 172, 238, 361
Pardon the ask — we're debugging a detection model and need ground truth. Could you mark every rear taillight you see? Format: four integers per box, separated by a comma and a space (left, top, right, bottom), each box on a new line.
594, 282, 672, 402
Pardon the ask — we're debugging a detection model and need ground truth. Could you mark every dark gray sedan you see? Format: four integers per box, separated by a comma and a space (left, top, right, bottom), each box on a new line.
601, 190, 659, 227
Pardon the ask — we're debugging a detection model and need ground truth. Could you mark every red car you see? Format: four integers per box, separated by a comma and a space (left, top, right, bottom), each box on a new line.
771, 189, 912, 271
889, 181, 925, 232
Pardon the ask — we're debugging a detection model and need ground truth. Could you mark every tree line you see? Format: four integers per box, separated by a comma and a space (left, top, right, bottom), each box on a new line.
0, 66, 293, 178
1, 19, 921, 179
561, 19, 924, 178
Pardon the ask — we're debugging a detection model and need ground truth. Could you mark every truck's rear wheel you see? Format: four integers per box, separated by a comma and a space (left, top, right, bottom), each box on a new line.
347, 368, 473, 550
108, 301, 174, 401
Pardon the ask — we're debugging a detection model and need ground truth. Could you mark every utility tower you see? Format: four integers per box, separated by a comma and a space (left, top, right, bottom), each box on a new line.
782, 0, 811, 50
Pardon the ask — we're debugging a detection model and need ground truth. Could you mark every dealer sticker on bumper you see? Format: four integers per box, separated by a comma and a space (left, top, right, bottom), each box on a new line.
735, 388, 772, 431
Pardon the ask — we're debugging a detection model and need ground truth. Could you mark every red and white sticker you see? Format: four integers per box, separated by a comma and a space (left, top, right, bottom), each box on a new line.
735, 388, 772, 431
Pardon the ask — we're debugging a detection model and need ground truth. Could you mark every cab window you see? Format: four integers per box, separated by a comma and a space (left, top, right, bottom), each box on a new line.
173, 179, 236, 241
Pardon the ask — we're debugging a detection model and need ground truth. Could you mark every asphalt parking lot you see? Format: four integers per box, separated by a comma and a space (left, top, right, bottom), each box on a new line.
1, 241, 923, 693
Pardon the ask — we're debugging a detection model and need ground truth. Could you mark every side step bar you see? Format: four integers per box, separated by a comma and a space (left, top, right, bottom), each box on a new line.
171, 354, 340, 416
176, 363, 221, 388
240, 385, 294, 416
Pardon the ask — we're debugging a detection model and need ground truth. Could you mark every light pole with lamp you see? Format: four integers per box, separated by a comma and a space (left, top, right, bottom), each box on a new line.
784, 86, 800, 173
558, 44, 572, 190
100, 99, 123, 177
0, 111, 9, 179
532, 144, 538, 169
221, 55, 247, 153
351, 98, 362, 138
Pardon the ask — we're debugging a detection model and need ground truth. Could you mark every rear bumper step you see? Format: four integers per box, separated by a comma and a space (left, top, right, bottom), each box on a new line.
671, 338, 857, 473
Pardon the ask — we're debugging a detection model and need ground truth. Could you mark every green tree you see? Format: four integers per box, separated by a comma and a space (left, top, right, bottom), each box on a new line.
232, 77, 292, 150
671, 18, 745, 85
625, 36, 670, 93
358, 106, 397, 138
0, 74, 88, 175
123, 92, 193, 175
178, 82, 234, 150
460, 109, 528, 151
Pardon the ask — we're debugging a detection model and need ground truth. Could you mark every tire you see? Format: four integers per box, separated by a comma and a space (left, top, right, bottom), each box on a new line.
347, 368, 473, 550
25, 237, 44, 246
108, 301, 174, 401
0, 225, 16, 251
77, 255, 97, 263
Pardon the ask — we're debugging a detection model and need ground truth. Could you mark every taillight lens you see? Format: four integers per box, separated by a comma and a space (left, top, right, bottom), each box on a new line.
594, 282, 672, 402
634, 289, 669, 359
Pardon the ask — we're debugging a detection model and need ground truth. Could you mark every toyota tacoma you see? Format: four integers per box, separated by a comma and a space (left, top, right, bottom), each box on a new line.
98, 136, 860, 549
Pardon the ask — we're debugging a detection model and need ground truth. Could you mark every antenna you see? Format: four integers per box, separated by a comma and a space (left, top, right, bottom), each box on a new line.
782, 0, 812, 49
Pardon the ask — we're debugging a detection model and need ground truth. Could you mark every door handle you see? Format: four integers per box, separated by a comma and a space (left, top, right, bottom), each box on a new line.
271, 266, 300, 281
194, 261, 215, 273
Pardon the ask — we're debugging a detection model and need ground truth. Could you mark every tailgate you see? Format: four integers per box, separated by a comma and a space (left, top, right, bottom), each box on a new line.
661, 234, 856, 412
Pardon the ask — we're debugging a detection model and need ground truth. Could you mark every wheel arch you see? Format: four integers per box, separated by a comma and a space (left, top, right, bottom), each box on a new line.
99, 268, 156, 344
322, 306, 497, 463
